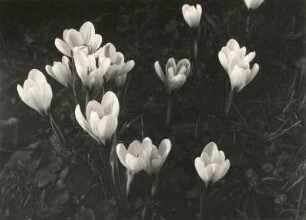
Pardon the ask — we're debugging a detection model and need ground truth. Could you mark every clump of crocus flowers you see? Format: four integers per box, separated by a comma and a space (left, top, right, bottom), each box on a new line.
15, 0, 268, 215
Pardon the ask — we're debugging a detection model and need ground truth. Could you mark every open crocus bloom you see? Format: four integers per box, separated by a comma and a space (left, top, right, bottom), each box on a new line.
218, 39, 259, 92
154, 58, 191, 93
17, 69, 53, 116
116, 138, 152, 175
45, 56, 72, 87
73, 50, 111, 88
75, 91, 119, 144
182, 4, 202, 28
145, 139, 172, 174
194, 142, 230, 186
244, 0, 264, 10
98, 43, 135, 82
116, 137, 171, 193
117, 137, 172, 174
55, 21, 102, 57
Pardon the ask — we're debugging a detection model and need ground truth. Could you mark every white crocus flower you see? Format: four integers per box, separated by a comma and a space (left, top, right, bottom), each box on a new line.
194, 142, 230, 186
55, 21, 102, 57
116, 137, 152, 193
45, 56, 72, 87
244, 0, 264, 10
98, 43, 135, 82
182, 4, 202, 28
154, 58, 191, 93
75, 91, 119, 144
73, 50, 111, 88
218, 39, 259, 92
144, 139, 172, 174
17, 69, 53, 116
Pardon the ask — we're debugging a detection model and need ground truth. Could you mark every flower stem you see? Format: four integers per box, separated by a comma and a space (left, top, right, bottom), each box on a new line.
193, 28, 199, 77
85, 88, 90, 107
199, 183, 209, 220
109, 132, 118, 194
126, 170, 134, 196
151, 173, 159, 198
246, 13, 250, 34
225, 89, 234, 116
166, 94, 173, 128
49, 111, 66, 147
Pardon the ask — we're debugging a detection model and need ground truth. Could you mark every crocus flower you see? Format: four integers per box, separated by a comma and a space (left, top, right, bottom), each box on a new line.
55, 21, 102, 57
218, 39, 259, 92
75, 91, 119, 144
116, 137, 171, 193
45, 56, 72, 87
154, 58, 191, 93
194, 142, 230, 186
17, 69, 53, 116
98, 43, 135, 82
73, 50, 111, 88
116, 138, 151, 175
117, 137, 171, 174
182, 4, 202, 28
144, 139, 172, 174
244, 0, 264, 10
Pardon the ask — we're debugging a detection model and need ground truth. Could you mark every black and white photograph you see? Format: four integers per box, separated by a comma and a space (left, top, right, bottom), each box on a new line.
0, 0, 305, 219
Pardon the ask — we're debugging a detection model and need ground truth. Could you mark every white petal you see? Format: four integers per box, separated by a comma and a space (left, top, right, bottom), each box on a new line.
55, 38, 72, 57
154, 61, 166, 82
120, 60, 135, 76
65, 29, 84, 48
125, 154, 145, 173
226, 39, 240, 51
88, 34, 102, 53
218, 51, 229, 72
166, 58, 177, 75
203, 142, 218, 159
212, 159, 230, 183
97, 115, 118, 143
244, 51, 256, 63
116, 143, 128, 168
101, 91, 120, 117
177, 58, 191, 77
195, 158, 214, 185
75, 104, 98, 142
168, 74, 186, 91
79, 21, 95, 44
248, 63, 259, 83
86, 100, 104, 119
128, 140, 142, 157
229, 65, 249, 92
28, 69, 47, 84
196, 4, 202, 26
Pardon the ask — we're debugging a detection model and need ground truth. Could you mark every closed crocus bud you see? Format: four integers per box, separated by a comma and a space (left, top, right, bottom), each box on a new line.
17, 69, 53, 116
45, 56, 72, 87
75, 91, 119, 144
244, 0, 264, 10
74, 50, 110, 88
55, 21, 102, 57
194, 142, 230, 186
182, 4, 202, 28
218, 39, 259, 92
98, 43, 135, 81
154, 58, 191, 93
145, 139, 172, 174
